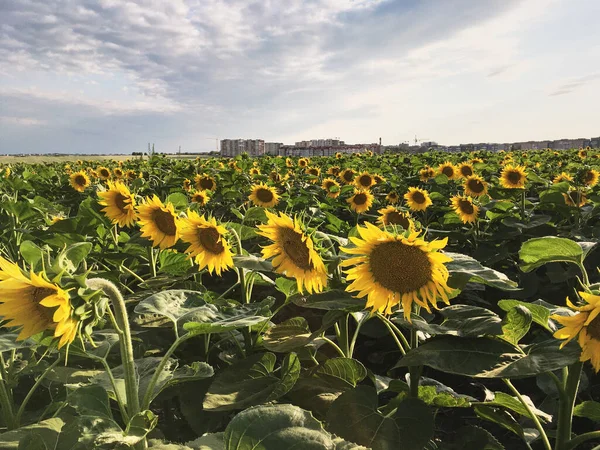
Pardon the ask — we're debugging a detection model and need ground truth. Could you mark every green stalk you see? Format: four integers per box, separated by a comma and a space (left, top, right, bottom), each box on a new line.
409, 305, 422, 398
566, 431, 600, 450
520, 189, 526, 221
321, 336, 347, 358
148, 247, 157, 278
555, 362, 583, 450
0, 376, 16, 429
15, 357, 62, 427
378, 316, 406, 356
504, 379, 551, 450
337, 315, 350, 358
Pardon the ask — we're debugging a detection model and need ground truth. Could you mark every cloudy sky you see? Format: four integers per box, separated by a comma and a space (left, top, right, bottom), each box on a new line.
1, 0, 599, 154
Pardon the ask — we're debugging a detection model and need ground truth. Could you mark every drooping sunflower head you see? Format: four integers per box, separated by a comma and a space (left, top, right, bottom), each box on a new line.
404, 187, 432, 211
249, 183, 279, 207
327, 166, 341, 176
355, 172, 375, 189
98, 181, 137, 227
553, 172, 573, 184
500, 164, 528, 189
438, 162, 457, 179
581, 169, 599, 187
377, 206, 414, 230
0, 258, 78, 348
69, 170, 91, 192
347, 189, 374, 214
341, 223, 453, 319
458, 163, 474, 178
195, 174, 217, 191
419, 167, 436, 181
180, 211, 234, 276
257, 211, 328, 294
464, 175, 488, 197
126, 170, 136, 180
191, 190, 209, 206
136, 195, 180, 249
386, 191, 399, 204
563, 190, 587, 207
97, 166, 111, 180
339, 168, 356, 185
322, 178, 341, 198
450, 195, 479, 224
298, 158, 309, 168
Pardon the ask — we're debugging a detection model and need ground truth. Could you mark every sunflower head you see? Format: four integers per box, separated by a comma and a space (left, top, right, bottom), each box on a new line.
305, 167, 321, 182
386, 191, 400, 204
347, 189, 374, 214
269, 171, 283, 183
249, 167, 261, 176
113, 168, 124, 178
500, 165, 527, 189
298, 158, 309, 168
98, 181, 137, 227
340, 168, 356, 185
373, 174, 385, 184
257, 211, 328, 294
464, 175, 488, 197
249, 183, 279, 207
580, 169, 599, 187
458, 163, 474, 178
341, 223, 452, 319
438, 162, 457, 180
563, 190, 587, 207
69, 171, 91, 192
286, 158, 294, 168
355, 172, 375, 189
335, 152, 342, 159
191, 190, 210, 206
183, 179, 192, 191
579, 149, 588, 159
419, 167, 435, 181
322, 178, 341, 198
97, 166, 111, 180
327, 166, 341, 176
471, 157, 483, 164
451, 195, 479, 224
377, 206, 414, 230
404, 187, 432, 211
195, 174, 217, 191
553, 172, 573, 184
136, 195, 180, 249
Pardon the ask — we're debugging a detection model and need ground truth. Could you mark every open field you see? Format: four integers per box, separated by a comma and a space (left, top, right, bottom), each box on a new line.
0, 149, 599, 449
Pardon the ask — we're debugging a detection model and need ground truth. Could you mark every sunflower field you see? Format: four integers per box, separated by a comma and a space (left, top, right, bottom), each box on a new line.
0, 148, 599, 450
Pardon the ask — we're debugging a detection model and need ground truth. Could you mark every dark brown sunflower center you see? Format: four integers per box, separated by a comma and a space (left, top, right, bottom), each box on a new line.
115, 169, 122, 176
198, 227, 224, 254
343, 171, 354, 182
507, 171, 522, 184
31, 287, 56, 304
584, 171, 594, 182
324, 181, 335, 190
369, 241, 432, 294
587, 314, 600, 340
100, 169, 110, 177
308, 168, 319, 176
388, 193, 398, 199
353, 193, 367, 205
270, 173, 281, 181
152, 209, 177, 236
467, 179, 484, 193
193, 194, 205, 203
386, 212, 410, 228
460, 166, 473, 177
256, 188, 274, 203
280, 228, 312, 270
74, 175, 87, 186
330, 167, 340, 175
115, 193, 129, 211
199, 178, 215, 190
442, 166, 454, 177
411, 191, 426, 204
299, 160, 307, 167
458, 199, 474, 214
359, 175, 372, 186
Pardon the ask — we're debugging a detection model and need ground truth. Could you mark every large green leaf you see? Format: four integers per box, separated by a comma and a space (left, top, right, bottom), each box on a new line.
134, 290, 207, 327
56, 242, 93, 272
67, 385, 113, 419
501, 306, 532, 345
0, 333, 35, 353
291, 289, 364, 311
0, 418, 65, 449
181, 301, 272, 336
519, 237, 584, 272
315, 358, 367, 390
263, 317, 313, 352
203, 352, 300, 411
573, 401, 600, 422
450, 425, 504, 450
479, 392, 552, 423
446, 252, 519, 290
498, 300, 552, 332
232, 255, 273, 272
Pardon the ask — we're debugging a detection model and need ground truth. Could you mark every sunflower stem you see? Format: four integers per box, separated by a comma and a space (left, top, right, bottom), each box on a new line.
409, 305, 422, 398
0, 372, 16, 430
555, 362, 583, 450
148, 247, 157, 278
504, 378, 551, 450
565, 431, 600, 450
520, 190, 526, 221
337, 315, 351, 358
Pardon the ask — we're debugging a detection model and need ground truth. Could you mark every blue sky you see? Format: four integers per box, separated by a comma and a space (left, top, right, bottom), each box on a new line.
1, 0, 599, 154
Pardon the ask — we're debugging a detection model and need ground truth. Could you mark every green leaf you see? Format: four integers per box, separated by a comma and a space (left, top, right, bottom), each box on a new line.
165, 192, 189, 210
573, 400, 600, 422
134, 290, 207, 328
19, 241, 44, 271
519, 237, 584, 272
0, 333, 35, 353
446, 252, 519, 290
291, 289, 364, 311
203, 352, 300, 411
482, 392, 552, 423
474, 405, 524, 438
275, 277, 298, 298
67, 385, 113, 419
263, 317, 313, 352
159, 251, 192, 276
315, 358, 367, 390
181, 301, 272, 336
498, 300, 552, 332
451, 425, 504, 450
0, 418, 65, 450
232, 255, 273, 272
56, 242, 92, 272
243, 206, 268, 223
501, 305, 532, 345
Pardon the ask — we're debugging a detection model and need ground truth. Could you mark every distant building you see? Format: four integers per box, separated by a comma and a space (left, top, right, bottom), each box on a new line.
264, 142, 283, 155
220, 139, 265, 157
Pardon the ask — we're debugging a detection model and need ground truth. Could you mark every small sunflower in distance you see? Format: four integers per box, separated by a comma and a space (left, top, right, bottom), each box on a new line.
195, 174, 217, 191
404, 187, 432, 211
98, 181, 137, 227
97, 166, 111, 180
322, 178, 341, 198
450, 195, 479, 224
581, 169, 599, 187
341, 223, 453, 319
457, 163, 474, 178
386, 191, 400, 204
298, 158, 309, 168
438, 162, 457, 180
183, 179, 192, 191
0, 257, 78, 348
347, 189, 374, 214
563, 190, 587, 207
373, 174, 386, 184
355, 171, 375, 190
257, 211, 328, 294
191, 190, 209, 206
306, 166, 320, 177
69, 170, 91, 192
339, 168, 356, 185
578, 149, 588, 159
249, 167, 261, 176
552, 292, 600, 372
113, 168, 124, 178
286, 158, 294, 168
249, 183, 279, 207
335, 152, 343, 159
180, 211, 234, 276
471, 157, 483, 164
500, 164, 527, 189
137, 196, 180, 249
377, 206, 414, 230
327, 166, 341, 176
553, 172, 573, 184
464, 175, 488, 197
419, 167, 435, 181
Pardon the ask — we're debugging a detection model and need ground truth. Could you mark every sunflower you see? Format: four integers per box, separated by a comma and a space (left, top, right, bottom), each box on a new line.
377, 206, 414, 230
269, 171, 283, 183
195, 174, 217, 191
450, 195, 479, 223
335, 152, 342, 159
438, 162, 457, 180
404, 187, 432, 211
97, 166, 111, 180
257, 211, 328, 294
286, 158, 294, 168
183, 179, 192, 191
69, 171, 91, 192
113, 168, 124, 178
341, 223, 453, 319
386, 191, 400, 204
0, 257, 78, 348
471, 157, 483, 164
355, 172, 375, 190
463, 175, 488, 197
553, 172, 573, 184
500, 165, 527, 189
578, 149, 588, 159
419, 167, 435, 181
126, 170, 136, 180
347, 189, 374, 214
306, 167, 320, 183
136, 195, 180, 249
249, 183, 279, 207
327, 166, 341, 176
373, 174, 386, 184
552, 292, 600, 372
191, 190, 209, 206
322, 178, 341, 199
563, 190, 587, 207
298, 158, 309, 168
581, 169, 599, 187
457, 163, 474, 178
249, 167, 261, 176
98, 181, 137, 227
339, 168, 356, 185
180, 211, 234, 276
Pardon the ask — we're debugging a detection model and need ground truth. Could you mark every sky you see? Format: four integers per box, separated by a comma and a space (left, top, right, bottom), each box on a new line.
1, 0, 600, 154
